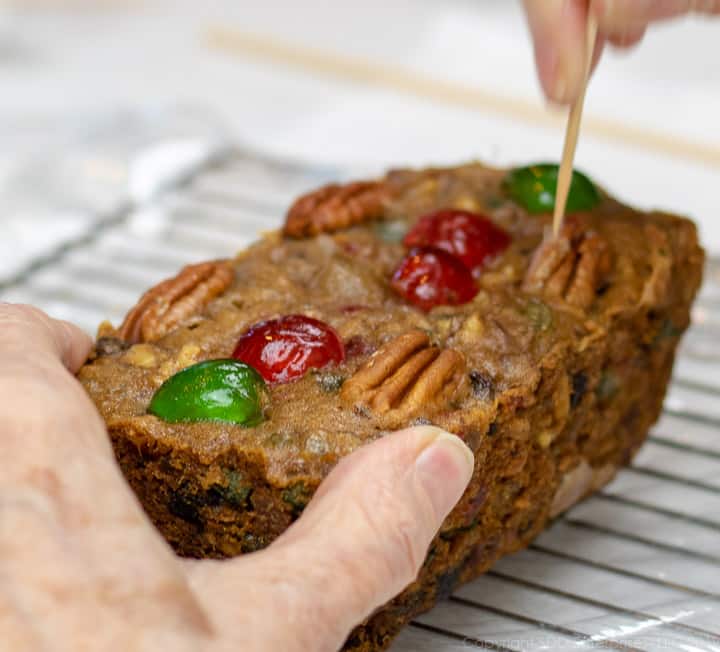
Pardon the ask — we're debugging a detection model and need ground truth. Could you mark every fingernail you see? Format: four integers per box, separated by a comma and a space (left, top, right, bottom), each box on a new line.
414, 428, 475, 519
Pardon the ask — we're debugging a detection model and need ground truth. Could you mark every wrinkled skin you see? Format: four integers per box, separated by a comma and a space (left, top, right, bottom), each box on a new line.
523, 0, 720, 104
0, 304, 473, 652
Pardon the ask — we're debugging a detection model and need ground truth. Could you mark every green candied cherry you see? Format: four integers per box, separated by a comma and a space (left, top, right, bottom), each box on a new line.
503, 163, 600, 214
149, 359, 268, 426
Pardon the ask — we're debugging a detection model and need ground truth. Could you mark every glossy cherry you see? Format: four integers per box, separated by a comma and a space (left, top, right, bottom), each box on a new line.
232, 315, 345, 384
403, 210, 511, 272
149, 360, 267, 426
391, 246, 478, 311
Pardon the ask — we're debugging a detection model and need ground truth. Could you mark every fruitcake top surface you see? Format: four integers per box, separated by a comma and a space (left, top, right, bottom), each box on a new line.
78, 162, 703, 485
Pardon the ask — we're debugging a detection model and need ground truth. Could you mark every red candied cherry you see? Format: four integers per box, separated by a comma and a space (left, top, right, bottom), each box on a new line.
391, 246, 478, 311
403, 209, 511, 273
233, 315, 345, 384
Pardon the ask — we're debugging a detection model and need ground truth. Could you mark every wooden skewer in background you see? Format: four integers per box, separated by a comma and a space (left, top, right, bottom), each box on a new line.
552, 10, 599, 237
206, 28, 720, 169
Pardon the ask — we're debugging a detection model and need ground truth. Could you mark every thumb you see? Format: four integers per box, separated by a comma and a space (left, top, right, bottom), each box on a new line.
189, 426, 474, 652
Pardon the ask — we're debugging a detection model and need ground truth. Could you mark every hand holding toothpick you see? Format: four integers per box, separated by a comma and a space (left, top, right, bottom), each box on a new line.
524, 0, 720, 235
552, 9, 598, 238
524, 0, 720, 107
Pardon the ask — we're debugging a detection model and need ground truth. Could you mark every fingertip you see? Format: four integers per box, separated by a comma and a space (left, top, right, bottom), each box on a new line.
524, 0, 589, 105
55, 320, 94, 372
533, 38, 568, 105
549, 73, 573, 106
544, 66, 587, 107
605, 24, 646, 48
523, 0, 565, 104
414, 429, 475, 479
413, 429, 475, 521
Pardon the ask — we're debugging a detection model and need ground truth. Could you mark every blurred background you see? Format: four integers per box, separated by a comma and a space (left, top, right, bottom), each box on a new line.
1, 0, 719, 286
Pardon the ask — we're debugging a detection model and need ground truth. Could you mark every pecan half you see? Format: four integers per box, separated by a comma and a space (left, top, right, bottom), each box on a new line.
341, 331, 467, 426
119, 261, 234, 344
284, 180, 390, 237
523, 223, 610, 310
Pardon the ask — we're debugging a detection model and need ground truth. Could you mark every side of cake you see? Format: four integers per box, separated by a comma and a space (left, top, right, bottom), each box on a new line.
79, 162, 704, 651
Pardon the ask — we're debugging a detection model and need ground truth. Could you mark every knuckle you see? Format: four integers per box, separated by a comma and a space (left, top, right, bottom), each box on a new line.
384, 513, 425, 585
0, 303, 55, 343
0, 305, 73, 368
0, 303, 50, 324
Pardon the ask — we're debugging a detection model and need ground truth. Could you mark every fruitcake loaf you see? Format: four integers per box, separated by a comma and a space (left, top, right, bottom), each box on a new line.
78, 162, 704, 651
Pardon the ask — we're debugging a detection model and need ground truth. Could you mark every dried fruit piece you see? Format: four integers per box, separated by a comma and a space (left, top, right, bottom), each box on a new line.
469, 371, 494, 400
119, 261, 234, 344
282, 482, 312, 513
149, 360, 267, 426
212, 470, 252, 507
344, 335, 375, 358
503, 163, 600, 214
523, 224, 610, 310
284, 180, 390, 237
95, 336, 129, 358
341, 331, 467, 425
313, 371, 345, 393
596, 370, 620, 402
570, 372, 588, 409
391, 247, 478, 311
403, 209, 510, 272
550, 460, 618, 517
233, 315, 345, 384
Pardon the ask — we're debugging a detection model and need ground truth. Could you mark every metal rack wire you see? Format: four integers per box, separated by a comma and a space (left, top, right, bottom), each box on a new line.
3, 149, 719, 652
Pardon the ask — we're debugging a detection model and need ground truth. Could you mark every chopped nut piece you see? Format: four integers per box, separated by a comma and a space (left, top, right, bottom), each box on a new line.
452, 195, 480, 212
550, 461, 618, 517
158, 344, 203, 378
537, 431, 555, 449
176, 344, 202, 368
457, 313, 485, 342
550, 460, 593, 517
124, 344, 158, 369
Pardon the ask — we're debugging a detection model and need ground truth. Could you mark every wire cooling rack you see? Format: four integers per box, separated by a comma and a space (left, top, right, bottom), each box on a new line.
2, 149, 719, 652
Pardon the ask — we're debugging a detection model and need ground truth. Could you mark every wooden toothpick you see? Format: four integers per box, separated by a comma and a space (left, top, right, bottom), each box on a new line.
552, 10, 599, 237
